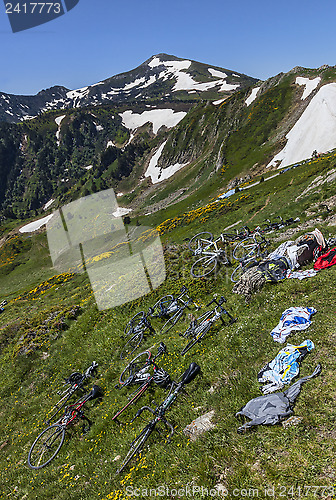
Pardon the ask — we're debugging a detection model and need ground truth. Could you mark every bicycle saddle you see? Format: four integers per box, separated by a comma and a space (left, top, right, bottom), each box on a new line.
181, 362, 201, 385
88, 385, 104, 400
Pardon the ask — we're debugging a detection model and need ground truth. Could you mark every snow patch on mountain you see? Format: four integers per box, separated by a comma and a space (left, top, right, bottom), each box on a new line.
147, 56, 239, 93
145, 141, 188, 184
295, 77, 321, 100
245, 87, 261, 106
19, 214, 54, 233
55, 114, 66, 145
120, 109, 186, 134
213, 98, 226, 105
267, 83, 336, 169
208, 68, 227, 79
112, 207, 132, 217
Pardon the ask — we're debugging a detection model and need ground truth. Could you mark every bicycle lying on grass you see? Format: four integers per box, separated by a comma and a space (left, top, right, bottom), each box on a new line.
259, 216, 300, 233
180, 297, 237, 355
116, 361, 200, 474
188, 232, 232, 278
232, 231, 269, 262
112, 342, 171, 423
230, 231, 269, 283
151, 285, 199, 334
120, 286, 198, 358
28, 385, 103, 469
120, 308, 155, 360
44, 361, 98, 424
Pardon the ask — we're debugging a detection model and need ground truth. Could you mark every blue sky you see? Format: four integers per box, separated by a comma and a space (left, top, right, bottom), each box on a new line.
1, 0, 336, 95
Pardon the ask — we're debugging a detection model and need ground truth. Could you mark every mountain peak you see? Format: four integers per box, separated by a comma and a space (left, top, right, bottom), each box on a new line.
0, 55, 258, 123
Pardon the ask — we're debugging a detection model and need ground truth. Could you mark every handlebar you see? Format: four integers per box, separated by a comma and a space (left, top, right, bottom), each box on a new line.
206, 296, 226, 307
84, 361, 98, 378
131, 405, 156, 422
154, 342, 167, 359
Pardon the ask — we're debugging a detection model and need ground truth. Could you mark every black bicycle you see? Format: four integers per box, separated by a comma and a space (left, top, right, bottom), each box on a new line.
151, 286, 198, 335
116, 362, 200, 474
181, 297, 236, 355
28, 385, 103, 470
120, 309, 155, 360
112, 343, 170, 423
44, 361, 98, 425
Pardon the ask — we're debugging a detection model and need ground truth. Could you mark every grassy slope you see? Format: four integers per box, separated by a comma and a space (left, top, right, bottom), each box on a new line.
0, 154, 336, 500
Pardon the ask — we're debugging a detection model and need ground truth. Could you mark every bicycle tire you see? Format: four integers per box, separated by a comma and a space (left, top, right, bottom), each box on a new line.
119, 351, 151, 385
159, 309, 183, 335
233, 238, 257, 261
28, 424, 65, 469
120, 332, 144, 360
151, 295, 174, 318
230, 264, 244, 283
124, 311, 146, 336
230, 260, 259, 283
181, 323, 211, 355
117, 425, 153, 474
188, 232, 214, 254
191, 256, 217, 278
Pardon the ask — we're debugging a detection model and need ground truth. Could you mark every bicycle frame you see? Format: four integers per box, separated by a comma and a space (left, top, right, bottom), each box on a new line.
113, 343, 169, 423
181, 297, 236, 355
189, 233, 231, 278
28, 385, 103, 470
116, 362, 200, 474
44, 361, 98, 424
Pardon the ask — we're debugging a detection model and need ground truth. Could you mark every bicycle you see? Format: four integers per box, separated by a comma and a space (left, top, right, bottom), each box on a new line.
258, 216, 300, 234
232, 231, 269, 262
180, 297, 237, 355
116, 361, 200, 474
44, 361, 98, 425
112, 343, 170, 423
120, 309, 155, 360
28, 385, 103, 470
188, 232, 231, 278
150, 286, 198, 335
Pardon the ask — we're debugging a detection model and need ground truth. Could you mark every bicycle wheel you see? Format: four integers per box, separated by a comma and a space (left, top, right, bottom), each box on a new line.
120, 332, 144, 360
181, 323, 211, 355
188, 232, 213, 254
231, 260, 259, 283
124, 311, 146, 336
28, 424, 65, 469
191, 256, 217, 278
119, 350, 151, 385
159, 309, 183, 335
151, 295, 174, 318
233, 238, 257, 261
231, 264, 244, 283
117, 425, 153, 474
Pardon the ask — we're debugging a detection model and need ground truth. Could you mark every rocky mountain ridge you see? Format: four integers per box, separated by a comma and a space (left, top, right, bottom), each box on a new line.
0, 53, 258, 123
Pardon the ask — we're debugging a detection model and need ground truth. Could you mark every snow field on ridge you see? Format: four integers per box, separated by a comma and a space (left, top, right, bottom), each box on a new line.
267, 83, 336, 169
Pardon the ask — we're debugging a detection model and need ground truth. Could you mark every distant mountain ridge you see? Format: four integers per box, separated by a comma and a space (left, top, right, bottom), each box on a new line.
0, 54, 258, 123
